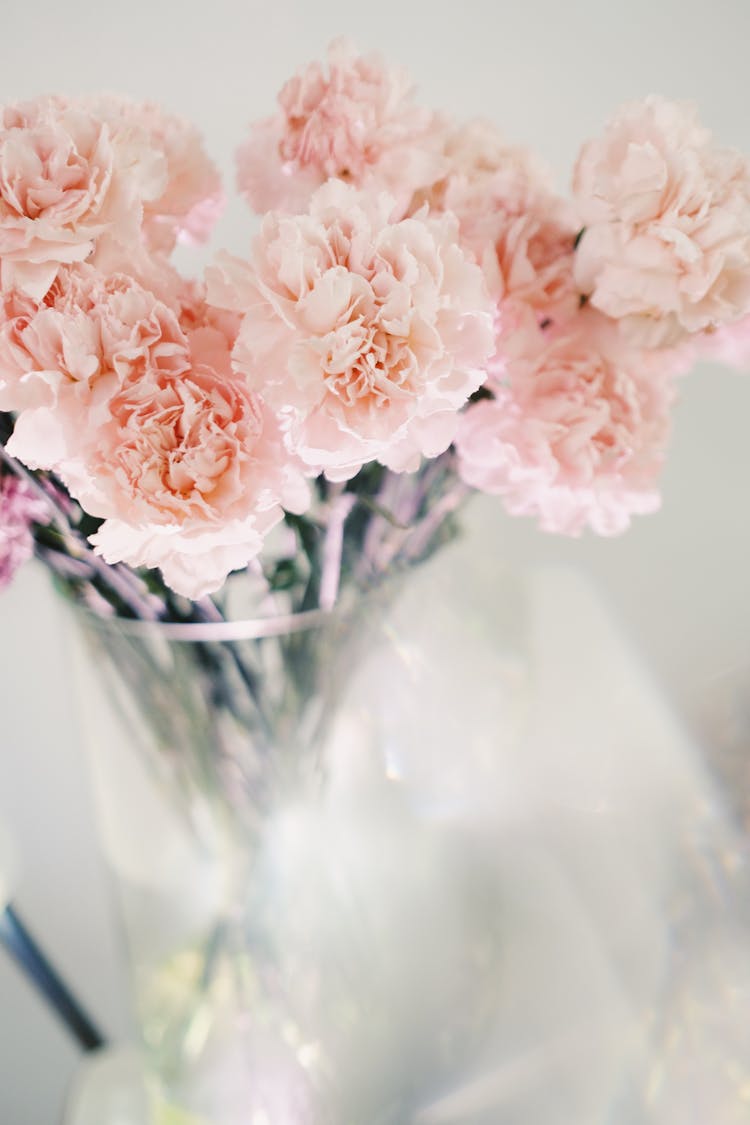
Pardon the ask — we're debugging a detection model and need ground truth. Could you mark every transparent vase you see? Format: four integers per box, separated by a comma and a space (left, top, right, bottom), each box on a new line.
68, 548, 750, 1125
69, 557, 529, 1125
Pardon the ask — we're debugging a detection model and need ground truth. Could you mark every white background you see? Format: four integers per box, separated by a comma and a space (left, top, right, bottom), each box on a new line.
1, 0, 750, 1120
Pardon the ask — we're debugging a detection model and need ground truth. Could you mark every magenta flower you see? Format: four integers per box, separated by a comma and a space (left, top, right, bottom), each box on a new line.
0, 472, 48, 589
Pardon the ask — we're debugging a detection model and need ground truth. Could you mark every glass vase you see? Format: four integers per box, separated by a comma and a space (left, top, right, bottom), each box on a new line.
69, 548, 750, 1125
70, 560, 529, 1125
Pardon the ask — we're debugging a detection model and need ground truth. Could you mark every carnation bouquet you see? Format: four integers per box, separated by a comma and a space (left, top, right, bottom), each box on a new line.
1, 38, 750, 1124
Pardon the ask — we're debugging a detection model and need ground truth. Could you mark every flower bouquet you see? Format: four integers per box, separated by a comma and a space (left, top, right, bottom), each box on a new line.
2, 38, 750, 1124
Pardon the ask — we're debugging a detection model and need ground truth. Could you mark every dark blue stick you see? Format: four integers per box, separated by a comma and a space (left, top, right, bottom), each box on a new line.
0, 903, 106, 1052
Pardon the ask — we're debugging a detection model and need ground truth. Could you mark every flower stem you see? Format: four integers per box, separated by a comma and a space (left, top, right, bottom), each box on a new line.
0, 444, 162, 620
0, 904, 106, 1052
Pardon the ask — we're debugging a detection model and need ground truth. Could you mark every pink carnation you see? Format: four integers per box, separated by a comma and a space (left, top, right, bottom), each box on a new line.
170, 276, 242, 349
0, 264, 305, 596
419, 119, 554, 218
573, 97, 750, 346
0, 97, 166, 300
0, 264, 189, 469
422, 120, 578, 365
455, 313, 676, 535
236, 39, 447, 217
72, 329, 309, 598
0, 472, 48, 589
207, 181, 495, 480
88, 97, 224, 254
483, 206, 578, 349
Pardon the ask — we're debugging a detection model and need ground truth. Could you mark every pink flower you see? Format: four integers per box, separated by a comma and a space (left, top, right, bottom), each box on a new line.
0, 264, 189, 469
171, 276, 242, 350
455, 313, 676, 535
0, 97, 166, 300
421, 120, 578, 364
88, 97, 224, 253
236, 39, 447, 216
0, 265, 305, 596
484, 206, 578, 346
73, 330, 309, 598
419, 119, 555, 218
207, 181, 495, 480
0, 472, 48, 589
573, 97, 750, 346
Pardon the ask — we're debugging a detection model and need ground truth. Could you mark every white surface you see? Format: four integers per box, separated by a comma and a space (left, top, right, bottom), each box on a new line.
64, 1047, 150, 1125
1, 0, 750, 1119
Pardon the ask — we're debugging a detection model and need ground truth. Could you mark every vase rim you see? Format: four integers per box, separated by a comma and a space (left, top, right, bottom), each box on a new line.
72, 604, 335, 642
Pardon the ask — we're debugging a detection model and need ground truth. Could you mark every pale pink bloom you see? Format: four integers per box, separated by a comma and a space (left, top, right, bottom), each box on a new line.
91, 516, 281, 601
96, 255, 241, 340
573, 97, 750, 346
88, 97, 224, 253
418, 119, 554, 217
0, 96, 166, 300
72, 331, 309, 598
0, 269, 306, 596
421, 120, 578, 362
88, 235, 190, 321
695, 313, 750, 372
483, 207, 579, 348
171, 276, 242, 349
0, 472, 48, 589
1, 264, 189, 469
455, 313, 676, 535
236, 39, 447, 216
0, 286, 56, 412
207, 181, 495, 480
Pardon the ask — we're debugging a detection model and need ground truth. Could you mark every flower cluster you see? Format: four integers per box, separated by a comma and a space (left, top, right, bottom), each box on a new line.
0, 45, 747, 601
